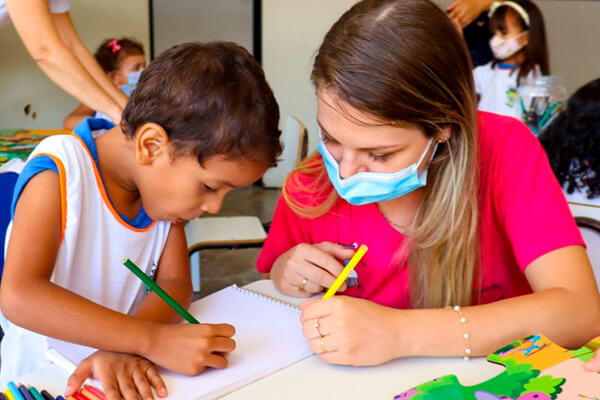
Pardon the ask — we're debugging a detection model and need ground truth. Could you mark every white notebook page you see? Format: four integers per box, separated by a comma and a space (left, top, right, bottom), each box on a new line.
47, 283, 313, 399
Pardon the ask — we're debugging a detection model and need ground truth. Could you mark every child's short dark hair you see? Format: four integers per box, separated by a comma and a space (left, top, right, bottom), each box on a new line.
95, 37, 145, 73
121, 41, 282, 167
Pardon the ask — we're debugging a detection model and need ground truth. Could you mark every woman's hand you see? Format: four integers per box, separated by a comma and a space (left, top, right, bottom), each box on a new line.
270, 242, 356, 297
447, 0, 492, 28
144, 323, 236, 375
300, 296, 403, 366
66, 351, 166, 400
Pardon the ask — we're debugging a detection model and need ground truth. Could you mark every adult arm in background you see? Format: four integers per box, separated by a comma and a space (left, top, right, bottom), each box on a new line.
5, 0, 127, 124
63, 103, 94, 130
447, 0, 495, 28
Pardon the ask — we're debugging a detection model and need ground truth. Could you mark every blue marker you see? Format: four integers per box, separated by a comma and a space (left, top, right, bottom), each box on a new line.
7, 382, 25, 400
17, 386, 34, 400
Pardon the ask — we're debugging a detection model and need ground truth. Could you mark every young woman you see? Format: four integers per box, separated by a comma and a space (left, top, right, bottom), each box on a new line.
257, 0, 600, 366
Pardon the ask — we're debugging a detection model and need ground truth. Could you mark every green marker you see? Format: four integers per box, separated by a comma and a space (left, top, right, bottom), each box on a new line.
123, 258, 199, 323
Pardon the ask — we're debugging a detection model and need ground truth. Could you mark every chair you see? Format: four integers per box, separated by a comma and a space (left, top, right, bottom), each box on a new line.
570, 201, 600, 290
185, 216, 267, 292
184, 116, 307, 292
0, 171, 19, 277
575, 216, 600, 291
262, 116, 307, 188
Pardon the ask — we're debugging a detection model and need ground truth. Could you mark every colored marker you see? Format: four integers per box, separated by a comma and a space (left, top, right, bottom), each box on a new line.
323, 244, 368, 299
7, 383, 24, 400
17, 386, 34, 400
0, 392, 7, 400
537, 102, 557, 129
40, 391, 55, 400
27, 388, 43, 400
71, 393, 88, 400
82, 386, 104, 400
123, 258, 199, 323
4, 390, 15, 400
78, 389, 100, 400
56, 397, 66, 400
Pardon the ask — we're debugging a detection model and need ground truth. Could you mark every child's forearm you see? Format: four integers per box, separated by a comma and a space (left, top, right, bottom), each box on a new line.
1, 278, 157, 357
133, 277, 194, 324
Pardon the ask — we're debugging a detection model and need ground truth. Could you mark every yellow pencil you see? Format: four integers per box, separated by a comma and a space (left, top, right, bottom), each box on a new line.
322, 244, 368, 299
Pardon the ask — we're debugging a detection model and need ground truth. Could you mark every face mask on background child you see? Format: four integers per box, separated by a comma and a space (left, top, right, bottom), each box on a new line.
489, 31, 527, 60
121, 71, 142, 96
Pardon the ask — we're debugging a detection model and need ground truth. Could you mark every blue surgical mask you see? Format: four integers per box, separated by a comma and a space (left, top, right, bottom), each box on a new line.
120, 71, 142, 96
318, 135, 437, 206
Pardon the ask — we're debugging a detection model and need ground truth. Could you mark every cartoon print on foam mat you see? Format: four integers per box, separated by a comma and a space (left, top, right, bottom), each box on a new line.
393, 334, 600, 400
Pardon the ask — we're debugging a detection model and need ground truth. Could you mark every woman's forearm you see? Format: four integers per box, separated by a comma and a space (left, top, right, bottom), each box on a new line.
53, 12, 128, 110
6, 0, 123, 122
397, 286, 600, 359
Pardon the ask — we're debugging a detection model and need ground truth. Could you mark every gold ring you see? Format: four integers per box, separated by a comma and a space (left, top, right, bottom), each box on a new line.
320, 336, 325, 353
314, 319, 324, 337
299, 278, 308, 291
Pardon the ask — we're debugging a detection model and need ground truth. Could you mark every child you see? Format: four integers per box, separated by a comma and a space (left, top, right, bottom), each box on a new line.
257, 0, 600, 367
63, 38, 146, 130
1, 41, 281, 399
473, 0, 549, 119
540, 78, 600, 205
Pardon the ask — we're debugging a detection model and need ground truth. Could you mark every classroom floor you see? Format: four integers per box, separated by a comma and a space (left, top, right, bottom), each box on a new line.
192, 185, 281, 300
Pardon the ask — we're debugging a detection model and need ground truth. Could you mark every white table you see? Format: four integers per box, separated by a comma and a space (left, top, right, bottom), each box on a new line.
18, 280, 503, 399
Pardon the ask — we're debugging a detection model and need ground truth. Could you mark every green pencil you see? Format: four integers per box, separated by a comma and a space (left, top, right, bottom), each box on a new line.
123, 258, 199, 323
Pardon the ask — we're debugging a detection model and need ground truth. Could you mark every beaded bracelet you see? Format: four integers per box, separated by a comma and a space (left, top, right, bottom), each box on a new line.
449, 305, 471, 360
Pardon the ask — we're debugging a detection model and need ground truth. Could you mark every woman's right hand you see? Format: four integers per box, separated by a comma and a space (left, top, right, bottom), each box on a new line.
270, 242, 356, 297
145, 323, 236, 375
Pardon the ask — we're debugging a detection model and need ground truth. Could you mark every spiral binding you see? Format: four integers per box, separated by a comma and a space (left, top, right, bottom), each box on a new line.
232, 284, 301, 312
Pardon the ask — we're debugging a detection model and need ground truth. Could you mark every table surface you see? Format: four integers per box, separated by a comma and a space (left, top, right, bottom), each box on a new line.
18, 280, 503, 399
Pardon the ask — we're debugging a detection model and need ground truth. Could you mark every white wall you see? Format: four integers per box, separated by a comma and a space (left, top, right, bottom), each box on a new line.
0, 0, 149, 129
262, 0, 357, 153
152, 0, 253, 57
264, 0, 600, 153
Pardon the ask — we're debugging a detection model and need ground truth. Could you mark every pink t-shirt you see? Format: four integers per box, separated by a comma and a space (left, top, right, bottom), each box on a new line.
257, 112, 584, 308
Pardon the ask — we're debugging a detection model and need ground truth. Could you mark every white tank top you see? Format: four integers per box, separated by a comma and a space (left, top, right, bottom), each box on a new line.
0, 133, 171, 383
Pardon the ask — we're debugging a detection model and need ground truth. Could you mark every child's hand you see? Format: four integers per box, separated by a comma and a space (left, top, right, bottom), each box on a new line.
146, 323, 236, 375
584, 348, 600, 371
300, 296, 401, 366
66, 351, 166, 400
270, 242, 356, 297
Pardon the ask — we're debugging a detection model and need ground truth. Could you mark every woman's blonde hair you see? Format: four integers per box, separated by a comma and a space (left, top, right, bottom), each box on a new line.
283, 0, 480, 308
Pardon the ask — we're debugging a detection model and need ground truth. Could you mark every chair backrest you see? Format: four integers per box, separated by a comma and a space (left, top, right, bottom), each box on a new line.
0, 171, 19, 277
575, 216, 600, 291
262, 116, 307, 188
569, 201, 600, 222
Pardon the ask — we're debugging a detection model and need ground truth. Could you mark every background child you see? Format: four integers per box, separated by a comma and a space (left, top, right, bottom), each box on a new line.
63, 37, 146, 130
257, 0, 599, 367
1, 41, 281, 399
540, 78, 600, 206
474, 0, 549, 119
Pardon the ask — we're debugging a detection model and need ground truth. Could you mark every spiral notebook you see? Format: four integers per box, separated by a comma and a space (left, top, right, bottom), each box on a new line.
47, 280, 313, 399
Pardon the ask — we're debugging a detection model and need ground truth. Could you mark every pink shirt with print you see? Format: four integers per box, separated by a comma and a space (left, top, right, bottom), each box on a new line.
257, 112, 584, 308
